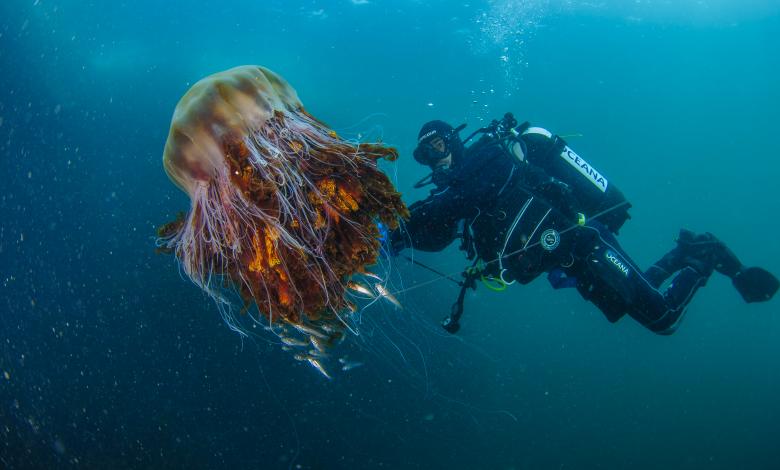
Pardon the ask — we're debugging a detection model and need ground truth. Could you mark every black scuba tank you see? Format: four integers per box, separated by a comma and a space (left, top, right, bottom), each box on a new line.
518, 126, 632, 234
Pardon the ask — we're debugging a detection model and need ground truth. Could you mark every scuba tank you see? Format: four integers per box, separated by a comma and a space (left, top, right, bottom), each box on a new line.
464, 113, 632, 234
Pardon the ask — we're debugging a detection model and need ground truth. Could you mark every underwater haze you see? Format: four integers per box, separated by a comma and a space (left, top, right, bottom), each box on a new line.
2, 0, 779, 468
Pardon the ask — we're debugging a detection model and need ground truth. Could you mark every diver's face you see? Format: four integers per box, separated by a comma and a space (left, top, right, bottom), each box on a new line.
427, 136, 452, 169
428, 136, 447, 154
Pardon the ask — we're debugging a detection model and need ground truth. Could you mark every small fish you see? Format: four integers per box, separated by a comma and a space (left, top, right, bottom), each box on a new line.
310, 335, 327, 353
307, 358, 332, 379
361, 271, 383, 282
341, 361, 364, 372
374, 283, 402, 309
308, 349, 329, 358
347, 281, 375, 298
280, 336, 308, 347
292, 323, 327, 339
293, 353, 308, 362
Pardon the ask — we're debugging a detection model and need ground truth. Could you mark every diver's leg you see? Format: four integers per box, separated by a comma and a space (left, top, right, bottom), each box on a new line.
574, 223, 709, 334
644, 229, 730, 287
571, 222, 647, 324
631, 266, 709, 335
685, 232, 779, 302
645, 229, 778, 302
578, 224, 776, 334
644, 230, 693, 288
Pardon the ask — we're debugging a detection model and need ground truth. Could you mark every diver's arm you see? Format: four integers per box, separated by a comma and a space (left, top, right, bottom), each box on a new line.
389, 195, 461, 253
389, 159, 509, 255
391, 146, 544, 253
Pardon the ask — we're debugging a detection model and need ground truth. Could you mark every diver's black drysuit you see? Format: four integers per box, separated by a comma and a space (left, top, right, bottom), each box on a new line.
391, 125, 776, 334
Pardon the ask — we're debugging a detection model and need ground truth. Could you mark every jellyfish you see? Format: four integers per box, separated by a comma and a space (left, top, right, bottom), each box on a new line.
157, 65, 408, 357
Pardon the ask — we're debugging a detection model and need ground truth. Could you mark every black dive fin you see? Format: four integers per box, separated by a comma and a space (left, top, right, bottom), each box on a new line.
733, 267, 779, 303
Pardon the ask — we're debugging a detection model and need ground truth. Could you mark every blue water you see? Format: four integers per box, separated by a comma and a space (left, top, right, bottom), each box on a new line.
2, 1, 779, 468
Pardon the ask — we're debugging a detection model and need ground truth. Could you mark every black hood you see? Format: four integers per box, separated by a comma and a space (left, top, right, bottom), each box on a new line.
414, 120, 465, 166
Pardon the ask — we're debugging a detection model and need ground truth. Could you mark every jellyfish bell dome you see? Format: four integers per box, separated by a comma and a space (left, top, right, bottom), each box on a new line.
162, 65, 302, 196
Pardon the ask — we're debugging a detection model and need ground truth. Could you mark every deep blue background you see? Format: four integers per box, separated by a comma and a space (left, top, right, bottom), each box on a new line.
1, 1, 779, 468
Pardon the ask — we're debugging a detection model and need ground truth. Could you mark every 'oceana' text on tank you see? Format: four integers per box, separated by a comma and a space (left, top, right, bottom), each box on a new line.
561, 146, 608, 192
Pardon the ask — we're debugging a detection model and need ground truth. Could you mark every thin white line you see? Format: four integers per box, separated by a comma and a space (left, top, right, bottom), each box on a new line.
523, 209, 552, 250
500, 197, 533, 259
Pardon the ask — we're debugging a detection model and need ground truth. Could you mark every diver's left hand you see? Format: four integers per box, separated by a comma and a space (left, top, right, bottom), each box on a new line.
376, 222, 393, 257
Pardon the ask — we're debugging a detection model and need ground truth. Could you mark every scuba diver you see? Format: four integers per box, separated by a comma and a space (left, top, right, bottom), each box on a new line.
386, 113, 778, 334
